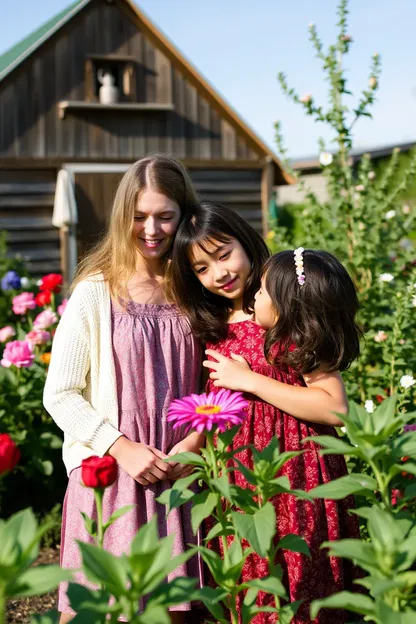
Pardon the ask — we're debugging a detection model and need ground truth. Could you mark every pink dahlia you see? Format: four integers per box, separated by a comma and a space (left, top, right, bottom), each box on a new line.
26, 329, 51, 347
33, 309, 58, 330
1, 340, 35, 368
167, 389, 248, 433
0, 326, 16, 342
12, 292, 36, 315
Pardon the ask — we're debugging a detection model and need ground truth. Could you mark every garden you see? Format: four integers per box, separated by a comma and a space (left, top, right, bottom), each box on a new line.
1, 0, 416, 622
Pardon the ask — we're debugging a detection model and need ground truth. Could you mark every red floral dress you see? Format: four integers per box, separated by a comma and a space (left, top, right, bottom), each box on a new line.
205, 320, 360, 624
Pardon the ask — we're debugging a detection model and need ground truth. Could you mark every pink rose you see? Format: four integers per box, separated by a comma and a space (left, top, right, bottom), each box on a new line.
1, 340, 35, 368
33, 310, 58, 330
26, 329, 51, 347
0, 326, 16, 342
12, 292, 37, 315
57, 298, 68, 316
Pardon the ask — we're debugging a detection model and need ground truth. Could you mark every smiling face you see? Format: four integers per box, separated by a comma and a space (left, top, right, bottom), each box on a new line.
133, 188, 181, 261
254, 277, 278, 329
190, 237, 252, 308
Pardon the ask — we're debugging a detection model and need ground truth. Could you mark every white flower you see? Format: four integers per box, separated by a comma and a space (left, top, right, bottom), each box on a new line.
36, 279, 43, 287
299, 94, 312, 104
319, 151, 333, 167
385, 210, 396, 220
374, 330, 387, 343
402, 204, 411, 215
355, 184, 365, 192
368, 77, 378, 89
412, 297, 416, 307
358, 222, 365, 231
379, 273, 394, 283
20, 277, 30, 288
365, 400, 374, 413
308, 22, 315, 29
368, 171, 376, 180
400, 375, 415, 389
373, 52, 379, 59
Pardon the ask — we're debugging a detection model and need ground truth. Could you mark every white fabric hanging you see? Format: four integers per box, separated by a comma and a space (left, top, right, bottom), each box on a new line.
52, 169, 78, 227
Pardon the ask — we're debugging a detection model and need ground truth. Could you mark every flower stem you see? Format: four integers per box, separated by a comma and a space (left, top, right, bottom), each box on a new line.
94, 488, 105, 548
0, 587, 5, 624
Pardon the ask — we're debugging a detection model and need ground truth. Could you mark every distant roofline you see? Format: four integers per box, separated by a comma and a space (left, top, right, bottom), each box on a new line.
291, 140, 416, 171
0, 0, 89, 81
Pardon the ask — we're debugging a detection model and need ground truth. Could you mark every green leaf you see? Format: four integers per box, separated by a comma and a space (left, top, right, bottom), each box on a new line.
103, 505, 134, 531
148, 576, 199, 608
303, 435, 357, 455
130, 516, 159, 555
232, 502, 276, 557
278, 600, 302, 624
191, 490, 218, 534
66, 583, 115, 615
322, 539, 377, 570
277, 534, 310, 557
156, 487, 194, 514
211, 474, 232, 502
189, 586, 228, 622
243, 576, 287, 599
76, 542, 128, 594
80, 512, 97, 539
136, 606, 171, 624
310, 591, 375, 619
308, 473, 377, 499
7, 565, 72, 598
163, 452, 205, 466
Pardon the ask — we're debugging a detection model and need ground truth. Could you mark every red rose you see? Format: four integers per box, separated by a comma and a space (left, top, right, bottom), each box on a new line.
81, 456, 118, 488
0, 433, 20, 474
39, 273, 63, 294
35, 290, 52, 306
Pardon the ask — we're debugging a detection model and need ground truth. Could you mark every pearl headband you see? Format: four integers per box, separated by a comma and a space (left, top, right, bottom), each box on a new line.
294, 247, 305, 286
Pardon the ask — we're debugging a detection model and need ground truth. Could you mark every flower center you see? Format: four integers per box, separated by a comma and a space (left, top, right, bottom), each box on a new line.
195, 404, 222, 415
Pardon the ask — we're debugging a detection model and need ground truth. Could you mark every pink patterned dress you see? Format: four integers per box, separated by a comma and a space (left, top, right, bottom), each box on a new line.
58, 301, 204, 615
206, 320, 360, 624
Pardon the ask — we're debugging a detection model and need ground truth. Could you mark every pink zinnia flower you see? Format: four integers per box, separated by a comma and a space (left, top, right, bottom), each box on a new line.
57, 298, 68, 316
26, 329, 51, 347
167, 389, 248, 433
1, 340, 35, 368
33, 310, 58, 330
0, 326, 16, 342
12, 292, 36, 315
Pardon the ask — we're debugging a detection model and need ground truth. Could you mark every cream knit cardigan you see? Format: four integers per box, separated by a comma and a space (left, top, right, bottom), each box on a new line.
43, 276, 123, 475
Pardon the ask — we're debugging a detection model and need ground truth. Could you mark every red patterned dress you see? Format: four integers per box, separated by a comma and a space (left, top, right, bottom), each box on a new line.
206, 320, 360, 624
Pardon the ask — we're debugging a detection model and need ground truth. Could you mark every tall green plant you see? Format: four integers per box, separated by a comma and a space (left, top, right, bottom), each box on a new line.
271, 0, 416, 407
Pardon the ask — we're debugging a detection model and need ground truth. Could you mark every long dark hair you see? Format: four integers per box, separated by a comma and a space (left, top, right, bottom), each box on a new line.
263, 250, 361, 373
169, 201, 270, 343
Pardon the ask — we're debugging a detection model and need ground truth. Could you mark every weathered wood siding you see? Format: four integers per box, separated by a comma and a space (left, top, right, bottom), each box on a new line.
0, 169, 60, 276
0, 0, 260, 162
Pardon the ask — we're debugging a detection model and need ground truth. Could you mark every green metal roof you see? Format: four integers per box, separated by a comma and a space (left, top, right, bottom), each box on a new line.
0, 0, 88, 81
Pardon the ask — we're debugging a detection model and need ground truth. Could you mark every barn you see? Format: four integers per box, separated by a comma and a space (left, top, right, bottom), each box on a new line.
0, 0, 291, 281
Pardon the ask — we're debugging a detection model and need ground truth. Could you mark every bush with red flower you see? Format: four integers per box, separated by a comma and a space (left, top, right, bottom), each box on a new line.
0, 266, 69, 519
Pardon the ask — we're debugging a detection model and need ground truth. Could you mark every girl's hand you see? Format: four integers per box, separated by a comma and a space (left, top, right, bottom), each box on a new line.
109, 437, 171, 486
168, 432, 205, 480
203, 349, 253, 392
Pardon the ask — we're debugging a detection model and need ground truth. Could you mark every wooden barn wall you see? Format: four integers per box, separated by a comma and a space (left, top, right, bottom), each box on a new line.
0, 169, 60, 276
0, 0, 260, 162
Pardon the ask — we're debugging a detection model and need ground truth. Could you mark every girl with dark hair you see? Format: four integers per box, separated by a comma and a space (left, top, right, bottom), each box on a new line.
170, 203, 361, 624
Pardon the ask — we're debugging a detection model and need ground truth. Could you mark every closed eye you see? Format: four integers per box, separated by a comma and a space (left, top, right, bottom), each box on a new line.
219, 251, 230, 260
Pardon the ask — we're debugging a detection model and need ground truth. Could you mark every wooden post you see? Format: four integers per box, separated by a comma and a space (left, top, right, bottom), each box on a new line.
261, 156, 274, 238
59, 226, 70, 290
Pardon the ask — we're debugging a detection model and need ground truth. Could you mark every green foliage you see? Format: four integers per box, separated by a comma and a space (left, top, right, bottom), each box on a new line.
158, 429, 308, 623
270, 0, 416, 413
308, 397, 416, 620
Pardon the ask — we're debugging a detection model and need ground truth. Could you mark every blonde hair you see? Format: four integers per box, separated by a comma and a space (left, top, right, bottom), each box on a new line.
72, 155, 199, 300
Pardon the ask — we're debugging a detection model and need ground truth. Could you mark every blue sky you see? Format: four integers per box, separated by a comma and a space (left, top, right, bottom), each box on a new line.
2, 0, 416, 158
